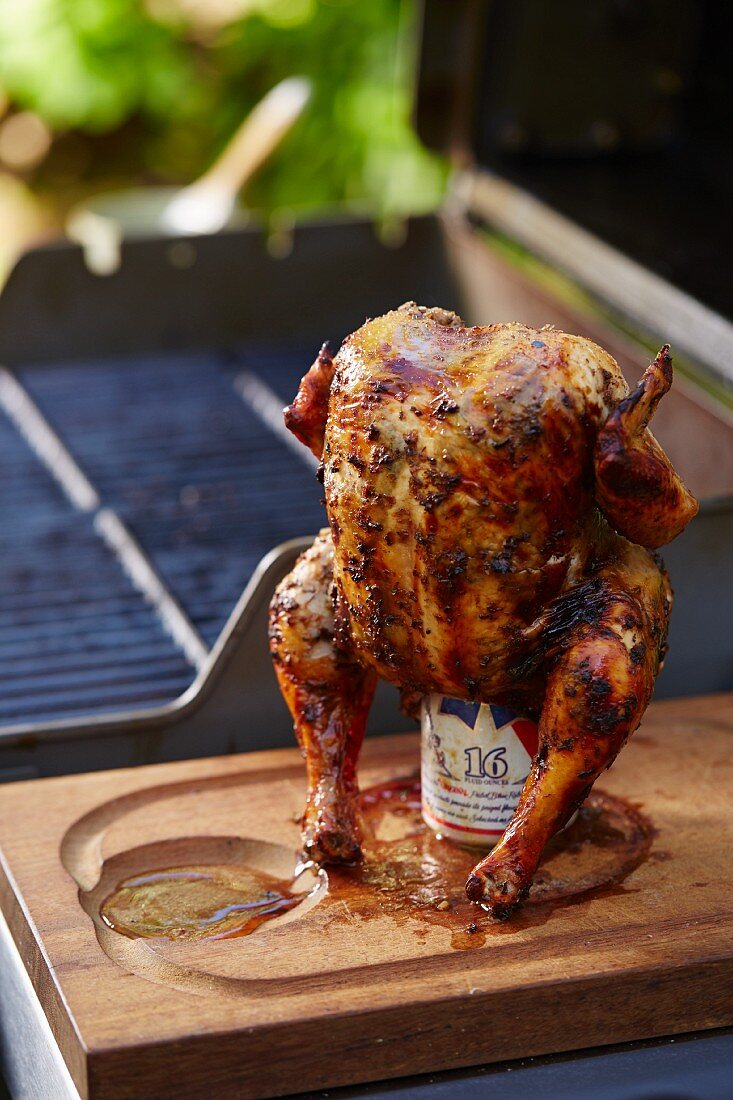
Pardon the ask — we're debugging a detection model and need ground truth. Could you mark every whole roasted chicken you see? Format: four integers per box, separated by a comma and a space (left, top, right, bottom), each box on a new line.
269, 303, 697, 917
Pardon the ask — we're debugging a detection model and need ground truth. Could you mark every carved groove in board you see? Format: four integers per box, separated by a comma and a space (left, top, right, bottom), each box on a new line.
59, 766, 304, 892
56, 757, 694, 1000
78, 834, 327, 1000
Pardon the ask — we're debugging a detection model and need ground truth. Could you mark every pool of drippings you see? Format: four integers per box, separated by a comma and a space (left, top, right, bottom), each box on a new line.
98, 777, 654, 950
331, 777, 654, 949
100, 863, 302, 942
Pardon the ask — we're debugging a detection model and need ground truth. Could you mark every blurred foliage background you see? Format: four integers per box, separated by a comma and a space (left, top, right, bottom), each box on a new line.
0, 0, 446, 276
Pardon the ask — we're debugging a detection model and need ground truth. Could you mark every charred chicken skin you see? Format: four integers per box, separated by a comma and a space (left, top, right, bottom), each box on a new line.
269, 303, 697, 918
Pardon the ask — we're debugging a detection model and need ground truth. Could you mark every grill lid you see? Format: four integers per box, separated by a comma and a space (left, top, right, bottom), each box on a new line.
417, 1, 733, 331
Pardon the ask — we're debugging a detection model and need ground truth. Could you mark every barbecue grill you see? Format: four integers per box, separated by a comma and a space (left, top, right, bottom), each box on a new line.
1, 4, 732, 1099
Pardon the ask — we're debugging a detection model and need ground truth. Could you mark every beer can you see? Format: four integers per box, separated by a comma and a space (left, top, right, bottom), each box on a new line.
421, 694, 539, 847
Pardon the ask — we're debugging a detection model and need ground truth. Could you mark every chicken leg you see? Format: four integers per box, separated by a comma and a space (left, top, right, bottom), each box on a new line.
269, 528, 375, 863
466, 540, 671, 915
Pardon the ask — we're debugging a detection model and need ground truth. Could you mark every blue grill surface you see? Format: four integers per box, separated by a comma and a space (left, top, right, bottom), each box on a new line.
1, 343, 324, 726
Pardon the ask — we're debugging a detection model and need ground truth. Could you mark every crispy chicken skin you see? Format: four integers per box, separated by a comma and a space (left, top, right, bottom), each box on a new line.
270, 303, 697, 917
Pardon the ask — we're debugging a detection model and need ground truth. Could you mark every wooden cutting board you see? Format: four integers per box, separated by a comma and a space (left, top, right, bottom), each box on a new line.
0, 693, 732, 1100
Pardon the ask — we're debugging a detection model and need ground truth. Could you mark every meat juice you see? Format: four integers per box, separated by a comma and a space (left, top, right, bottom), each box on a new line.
339, 778, 652, 948
421, 695, 540, 846
94, 782, 653, 951
100, 864, 302, 941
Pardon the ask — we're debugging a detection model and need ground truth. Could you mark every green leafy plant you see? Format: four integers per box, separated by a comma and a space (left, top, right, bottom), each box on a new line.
0, 0, 446, 217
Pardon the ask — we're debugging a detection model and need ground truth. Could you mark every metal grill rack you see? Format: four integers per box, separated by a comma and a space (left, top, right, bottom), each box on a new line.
0, 343, 324, 728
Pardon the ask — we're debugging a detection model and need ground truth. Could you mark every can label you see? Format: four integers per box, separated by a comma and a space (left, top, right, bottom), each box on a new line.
421, 695, 539, 846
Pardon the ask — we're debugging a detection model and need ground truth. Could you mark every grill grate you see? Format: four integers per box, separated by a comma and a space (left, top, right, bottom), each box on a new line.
0, 413, 193, 724
1, 342, 324, 727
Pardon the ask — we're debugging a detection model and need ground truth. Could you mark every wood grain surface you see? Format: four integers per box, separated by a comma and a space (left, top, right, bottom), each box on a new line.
0, 692, 731, 1099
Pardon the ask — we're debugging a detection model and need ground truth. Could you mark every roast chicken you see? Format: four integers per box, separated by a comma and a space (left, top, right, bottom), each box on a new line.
269, 303, 697, 918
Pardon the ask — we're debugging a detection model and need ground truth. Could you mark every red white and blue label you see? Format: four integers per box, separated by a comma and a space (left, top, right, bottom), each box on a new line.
421, 695, 539, 843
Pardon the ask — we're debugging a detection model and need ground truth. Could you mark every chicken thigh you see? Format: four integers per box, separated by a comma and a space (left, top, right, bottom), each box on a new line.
269, 303, 697, 917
